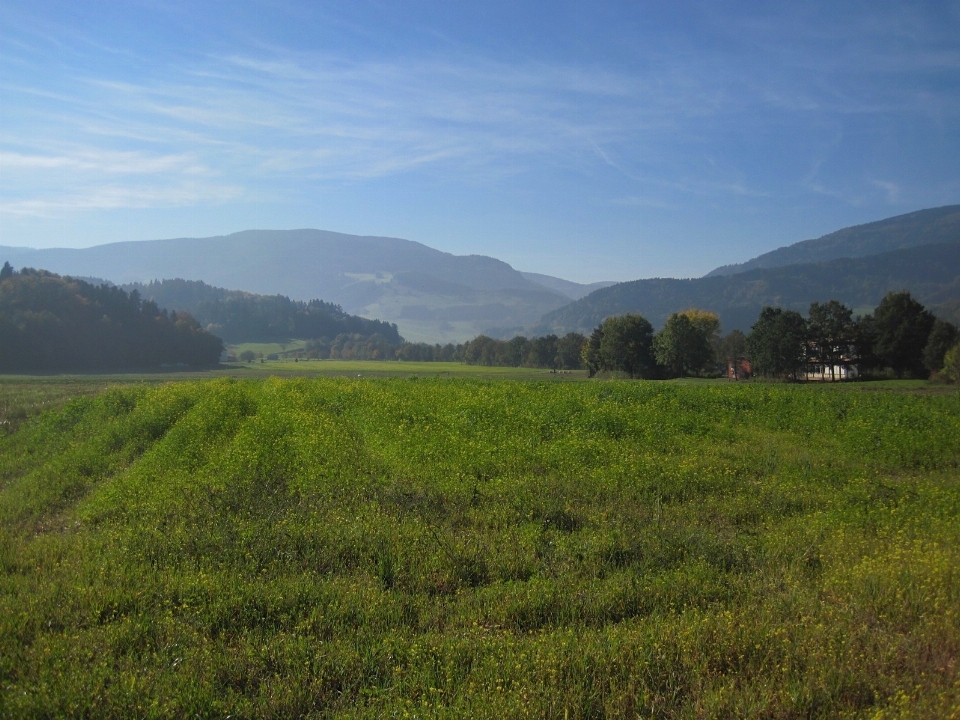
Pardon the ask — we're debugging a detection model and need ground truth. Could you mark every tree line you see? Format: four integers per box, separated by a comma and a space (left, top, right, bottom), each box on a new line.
579, 291, 959, 381
271, 290, 960, 382
6, 260, 957, 382
0, 264, 223, 372
742, 291, 960, 380
285, 332, 588, 369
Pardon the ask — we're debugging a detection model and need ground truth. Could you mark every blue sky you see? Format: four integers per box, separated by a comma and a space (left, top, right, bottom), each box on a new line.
1, 1, 959, 282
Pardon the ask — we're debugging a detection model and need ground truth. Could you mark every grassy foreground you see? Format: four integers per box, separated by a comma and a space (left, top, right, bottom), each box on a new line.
1, 378, 959, 718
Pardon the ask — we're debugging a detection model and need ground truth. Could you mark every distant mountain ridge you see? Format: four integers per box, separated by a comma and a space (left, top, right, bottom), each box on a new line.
5, 206, 959, 344
0, 229, 607, 343
518, 272, 616, 300
705, 204, 960, 277
532, 241, 960, 336
532, 203, 960, 335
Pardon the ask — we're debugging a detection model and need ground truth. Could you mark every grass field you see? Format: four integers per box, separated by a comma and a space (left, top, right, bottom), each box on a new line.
0, 377, 126, 434
0, 362, 577, 429
2, 377, 960, 717
227, 340, 311, 357
238, 359, 584, 380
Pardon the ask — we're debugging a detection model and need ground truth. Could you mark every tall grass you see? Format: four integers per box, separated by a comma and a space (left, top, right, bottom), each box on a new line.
2, 378, 959, 717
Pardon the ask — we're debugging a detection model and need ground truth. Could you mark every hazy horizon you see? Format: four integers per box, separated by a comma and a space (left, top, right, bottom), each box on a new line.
2, 1, 959, 283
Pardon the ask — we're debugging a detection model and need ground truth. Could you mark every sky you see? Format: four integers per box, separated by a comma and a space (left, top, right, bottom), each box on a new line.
1, 1, 959, 282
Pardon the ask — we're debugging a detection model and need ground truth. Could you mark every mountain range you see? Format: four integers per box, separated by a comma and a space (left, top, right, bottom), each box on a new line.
533, 240, 960, 337
0, 230, 605, 343
532, 205, 960, 336
706, 205, 960, 277
2, 204, 959, 342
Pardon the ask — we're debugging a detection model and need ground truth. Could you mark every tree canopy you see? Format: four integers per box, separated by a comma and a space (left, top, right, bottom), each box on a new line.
458, 333, 585, 369
866, 291, 936, 378
580, 314, 657, 378
924, 319, 959, 374
653, 309, 719, 378
746, 307, 807, 378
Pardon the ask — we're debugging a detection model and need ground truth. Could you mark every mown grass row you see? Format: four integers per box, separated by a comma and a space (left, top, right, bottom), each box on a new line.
2, 378, 960, 718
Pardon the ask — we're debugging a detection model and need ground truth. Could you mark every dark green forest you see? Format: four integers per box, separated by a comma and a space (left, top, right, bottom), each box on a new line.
126, 278, 402, 344
0, 266, 223, 372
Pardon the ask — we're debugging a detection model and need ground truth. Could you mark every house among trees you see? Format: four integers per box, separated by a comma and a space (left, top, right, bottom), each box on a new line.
800, 300, 860, 381
801, 356, 860, 381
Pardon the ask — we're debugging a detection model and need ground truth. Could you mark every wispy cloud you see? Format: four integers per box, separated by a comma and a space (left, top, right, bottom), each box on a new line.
1, 2, 958, 226
609, 196, 677, 210
2, 47, 672, 217
1, 150, 208, 175
0, 181, 243, 217
870, 179, 901, 204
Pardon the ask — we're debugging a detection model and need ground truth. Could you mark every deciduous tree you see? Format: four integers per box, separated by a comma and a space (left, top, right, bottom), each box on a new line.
868, 291, 935, 378
654, 309, 720, 378
597, 314, 657, 378
746, 307, 807, 379
555, 332, 585, 370
942, 342, 960, 384
582, 326, 603, 377
923, 319, 959, 374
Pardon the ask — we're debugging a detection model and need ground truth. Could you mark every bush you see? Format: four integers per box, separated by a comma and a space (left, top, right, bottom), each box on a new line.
941, 342, 960, 383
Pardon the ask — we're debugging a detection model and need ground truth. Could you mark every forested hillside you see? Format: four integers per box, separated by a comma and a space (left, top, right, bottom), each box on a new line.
0, 229, 572, 343
0, 266, 223, 371
534, 241, 960, 336
126, 278, 402, 344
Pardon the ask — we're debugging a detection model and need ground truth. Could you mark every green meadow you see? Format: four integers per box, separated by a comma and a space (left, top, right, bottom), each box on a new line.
0, 362, 575, 428
228, 359, 578, 379
2, 377, 960, 718
227, 340, 311, 357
